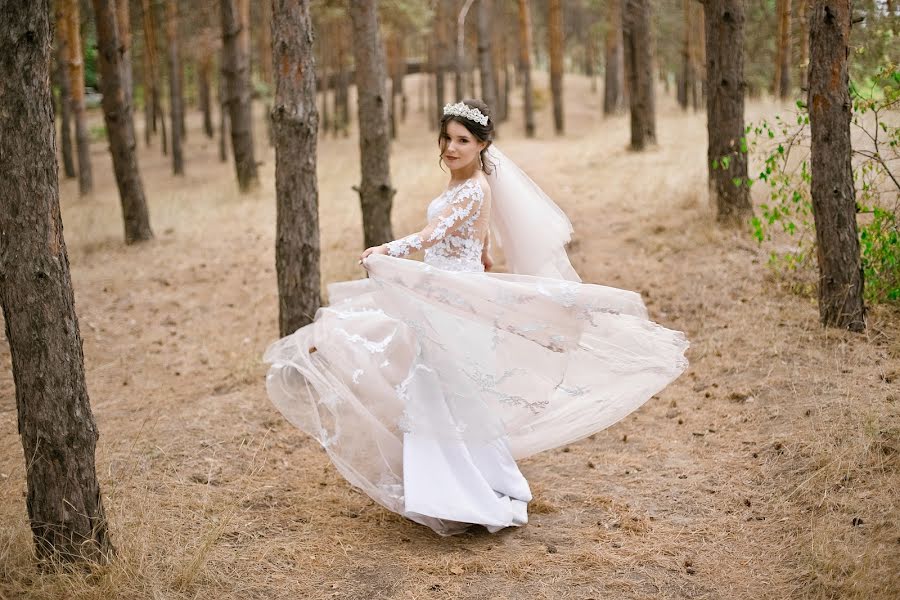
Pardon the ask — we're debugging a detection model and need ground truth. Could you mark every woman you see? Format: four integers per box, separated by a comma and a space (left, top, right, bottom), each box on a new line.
264, 99, 689, 536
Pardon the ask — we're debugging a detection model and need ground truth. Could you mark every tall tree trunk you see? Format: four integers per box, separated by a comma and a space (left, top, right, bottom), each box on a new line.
221, 0, 259, 191
260, 0, 274, 91
691, 5, 706, 110
140, 0, 159, 146
456, 0, 475, 102
64, 0, 92, 194
165, 0, 184, 175
548, 0, 564, 134
603, 0, 625, 115
218, 59, 228, 162
797, 0, 809, 90
0, 0, 113, 564
702, 0, 751, 224
115, 0, 133, 109
477, 0, 498, 117
272, 0, 321, 336
622, 0, 656, 150
808, 0, 865, 331
198, 43, 214, 138
349, 0, 395, 248
93, 0, 155, 243
54, 0, 77, 178
335, 24, 350, 135
774, 0, 792, 99
517, 0, 535, 137
678, 0, 692, 109
434, 1, 449, 123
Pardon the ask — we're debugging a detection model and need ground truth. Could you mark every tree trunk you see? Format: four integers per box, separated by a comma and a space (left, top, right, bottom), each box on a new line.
140, 0, 159, 147
477, 0, 498, 118
221, 0, 259, 191
218, 59, 228, 162
259, 0, 274, 91
603, 0, 625, 115
335, 25, 350, 135
548, 0, 564, 134
702, 0, 751, 225
272, 0, 321, 336
115, 0, 133, 109
808, 0, 865, 331
198, 49, 214, 138
64, 0, 92, 194
93, 0, 154, 243
0, 0, 113, 564
774, 0, 792, 99
622, 0, 656, 150
165, 0, 184, 175
798, 0, 809, 90
434, 2, 448, 124
54, 0, 77, 178
678, 0, 692, 109
456, 0, 475, 102
349, 0, 395, 248
691, 5, 705, 110
517, 0, 535, 137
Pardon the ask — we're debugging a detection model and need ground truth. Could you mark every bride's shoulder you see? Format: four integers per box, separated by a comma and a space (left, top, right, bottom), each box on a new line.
460, 173, 491, 200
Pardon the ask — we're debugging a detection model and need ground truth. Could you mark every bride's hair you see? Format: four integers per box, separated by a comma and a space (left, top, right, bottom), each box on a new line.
439, 98, 495, 174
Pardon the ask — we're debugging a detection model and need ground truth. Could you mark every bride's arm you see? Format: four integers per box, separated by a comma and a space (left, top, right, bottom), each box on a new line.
361, 180, 486, 260
481, 232, 493, 271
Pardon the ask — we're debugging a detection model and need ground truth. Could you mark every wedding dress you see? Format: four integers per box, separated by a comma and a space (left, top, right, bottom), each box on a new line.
264, 148, 689, 536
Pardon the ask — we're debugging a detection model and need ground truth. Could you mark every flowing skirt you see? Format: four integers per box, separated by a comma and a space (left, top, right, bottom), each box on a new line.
264, 255, 689, 535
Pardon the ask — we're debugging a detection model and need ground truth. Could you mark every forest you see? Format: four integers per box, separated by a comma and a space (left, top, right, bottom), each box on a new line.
0, 0, 898, 598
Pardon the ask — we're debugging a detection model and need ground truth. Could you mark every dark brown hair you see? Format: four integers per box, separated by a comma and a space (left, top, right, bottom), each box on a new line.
438, 98, 495, 173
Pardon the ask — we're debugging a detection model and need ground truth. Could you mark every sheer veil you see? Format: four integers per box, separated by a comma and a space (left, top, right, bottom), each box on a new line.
485, 146, 581, 282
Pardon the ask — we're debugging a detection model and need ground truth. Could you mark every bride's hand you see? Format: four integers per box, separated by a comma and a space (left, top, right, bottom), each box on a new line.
359, 244, 388, 264
482, 252, 493, 271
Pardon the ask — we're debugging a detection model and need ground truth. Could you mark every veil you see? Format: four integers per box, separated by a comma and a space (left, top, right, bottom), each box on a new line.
484, 146, 581, 282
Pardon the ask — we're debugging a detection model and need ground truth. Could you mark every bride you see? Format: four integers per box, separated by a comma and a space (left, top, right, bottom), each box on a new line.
264, 99, 689, 536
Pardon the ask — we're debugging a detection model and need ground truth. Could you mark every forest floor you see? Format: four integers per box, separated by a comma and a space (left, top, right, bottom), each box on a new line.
1, 74, 898, 600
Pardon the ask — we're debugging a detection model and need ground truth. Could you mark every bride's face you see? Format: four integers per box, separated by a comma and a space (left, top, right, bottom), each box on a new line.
440, 120, 486, 170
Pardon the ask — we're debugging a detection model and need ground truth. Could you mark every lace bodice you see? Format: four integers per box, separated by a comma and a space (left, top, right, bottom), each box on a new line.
385, 178, 490, 273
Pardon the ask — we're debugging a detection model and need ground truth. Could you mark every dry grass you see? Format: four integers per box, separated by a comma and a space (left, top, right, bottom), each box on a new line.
1, 73, 898, 599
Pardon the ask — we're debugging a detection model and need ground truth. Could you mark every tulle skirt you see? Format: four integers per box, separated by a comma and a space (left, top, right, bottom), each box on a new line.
264, 254, 689, 535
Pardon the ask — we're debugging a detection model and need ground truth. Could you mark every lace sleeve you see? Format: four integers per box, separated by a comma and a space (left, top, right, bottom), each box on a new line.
385, 179, 486, 258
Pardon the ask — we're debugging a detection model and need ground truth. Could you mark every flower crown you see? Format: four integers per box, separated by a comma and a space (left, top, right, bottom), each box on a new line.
443, 102, 489, 126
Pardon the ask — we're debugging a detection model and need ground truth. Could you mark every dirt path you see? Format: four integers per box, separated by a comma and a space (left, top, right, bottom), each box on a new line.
1, 75, 897, 600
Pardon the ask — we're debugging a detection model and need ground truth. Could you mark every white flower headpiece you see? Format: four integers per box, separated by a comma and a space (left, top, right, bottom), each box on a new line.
443, 102, 489, 126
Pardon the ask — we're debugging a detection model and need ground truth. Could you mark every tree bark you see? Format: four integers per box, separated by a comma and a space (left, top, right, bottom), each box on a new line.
678, 0, 692, 109
517, 0, 535, 137
0, 0, 113, 564
774, 0, 792, 99
165, 0, 184, 175
221, 0, 259, 191
218, 59, 229, 162
272, 0, 321, 336
93, 0, 155, 243
477, 0, 498, 118
702, 0, 751, 224
349, 0, 395, 248
622, 0, 656, 150
115, 0, 133, 109
54, 0, 77, 178
603, 0, 625, 115
140, 0, 159, 146
259, 0, 274, 90
548, 0, 564, 134
807, 0, 865, 331
797, 0, 809, 90
335, 23, 350, 135
198, 45, 214, 138
456, 0, 475, 102
434, 2, 447, 124
64, 0, 92, 194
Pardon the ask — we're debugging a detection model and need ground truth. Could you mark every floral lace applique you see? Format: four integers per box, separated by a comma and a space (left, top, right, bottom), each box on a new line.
385, 178, 487, 273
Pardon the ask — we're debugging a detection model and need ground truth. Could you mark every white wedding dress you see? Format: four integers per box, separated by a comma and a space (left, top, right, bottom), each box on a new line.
264, 172, 689, 536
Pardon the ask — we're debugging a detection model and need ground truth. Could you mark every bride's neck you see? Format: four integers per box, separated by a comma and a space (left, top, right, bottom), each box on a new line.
448, 161, 480, 183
